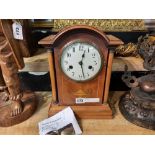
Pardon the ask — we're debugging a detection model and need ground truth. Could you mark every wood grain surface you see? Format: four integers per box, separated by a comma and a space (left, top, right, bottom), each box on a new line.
0, 91, 154, 135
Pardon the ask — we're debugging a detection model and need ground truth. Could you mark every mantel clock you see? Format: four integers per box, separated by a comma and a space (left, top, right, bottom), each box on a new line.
39, 25, 123, 119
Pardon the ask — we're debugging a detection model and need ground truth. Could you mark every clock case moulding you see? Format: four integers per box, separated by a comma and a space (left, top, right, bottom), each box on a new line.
39, 25, 123, 119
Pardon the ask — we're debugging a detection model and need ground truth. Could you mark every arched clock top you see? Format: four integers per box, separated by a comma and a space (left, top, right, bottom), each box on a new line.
38, 25, 123, 48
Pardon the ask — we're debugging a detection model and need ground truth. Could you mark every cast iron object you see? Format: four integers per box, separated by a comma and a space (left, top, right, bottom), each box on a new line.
119, 65, 155, 130
137, 34, 155, 70
119, 92, 155, 130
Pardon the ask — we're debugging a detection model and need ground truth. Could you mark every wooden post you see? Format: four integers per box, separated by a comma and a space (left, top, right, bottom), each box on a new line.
103, 50, 114, 103
48, 49, 57, 102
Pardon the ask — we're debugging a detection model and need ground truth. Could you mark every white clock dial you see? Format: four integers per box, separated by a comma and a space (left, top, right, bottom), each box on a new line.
60, 41, 102, 81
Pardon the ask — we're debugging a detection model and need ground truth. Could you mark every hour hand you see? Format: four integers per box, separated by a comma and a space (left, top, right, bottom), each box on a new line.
82, 50, 86, 59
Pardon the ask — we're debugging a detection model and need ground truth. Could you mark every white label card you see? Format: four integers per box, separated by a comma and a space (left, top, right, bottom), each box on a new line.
76, 98, 100, 104
38, 107, 82, 135
12, 22, 23, 40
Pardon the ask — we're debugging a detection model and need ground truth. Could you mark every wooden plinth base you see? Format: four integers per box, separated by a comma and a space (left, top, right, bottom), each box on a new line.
0, 91, 37, 127
48, 103, 113, 119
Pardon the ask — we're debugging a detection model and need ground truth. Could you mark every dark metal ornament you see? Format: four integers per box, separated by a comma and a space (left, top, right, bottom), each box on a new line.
119, 65, 155, 130
119, 92, 155, 130
137, 34, 155, 70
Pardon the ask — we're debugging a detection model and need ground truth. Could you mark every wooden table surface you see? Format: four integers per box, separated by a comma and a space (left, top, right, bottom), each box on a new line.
0, 91, 154, 135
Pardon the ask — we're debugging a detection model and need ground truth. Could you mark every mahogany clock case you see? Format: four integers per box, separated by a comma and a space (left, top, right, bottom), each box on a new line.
39, 25, 123, 119
53, 30, 108, 106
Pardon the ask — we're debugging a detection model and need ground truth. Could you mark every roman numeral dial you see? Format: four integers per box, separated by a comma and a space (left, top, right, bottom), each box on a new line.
61, 42, 102, 82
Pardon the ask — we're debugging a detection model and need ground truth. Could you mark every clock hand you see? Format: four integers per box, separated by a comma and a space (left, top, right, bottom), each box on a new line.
81, 50, 86, 78
81, 64, 85, 78
79, 61, 85, 78
78, 50, 86, 78
81, 50, 86, 60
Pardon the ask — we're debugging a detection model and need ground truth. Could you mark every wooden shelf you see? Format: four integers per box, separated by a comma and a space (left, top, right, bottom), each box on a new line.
20, 49, 49, 72
0, 91, 154, 135
113, 57, 147, 71
20, 49, 147, 72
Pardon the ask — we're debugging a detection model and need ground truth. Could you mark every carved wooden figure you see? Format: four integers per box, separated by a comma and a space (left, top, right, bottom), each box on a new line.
39, 25, 123, 119
0, 20, 37, 127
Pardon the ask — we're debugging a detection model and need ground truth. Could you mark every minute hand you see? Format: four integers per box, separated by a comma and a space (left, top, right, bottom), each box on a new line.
79, 61, 85, 78
81, 62, 85, 78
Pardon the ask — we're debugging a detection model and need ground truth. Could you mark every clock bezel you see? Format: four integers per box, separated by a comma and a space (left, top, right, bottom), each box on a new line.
60, 39, 104, 82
